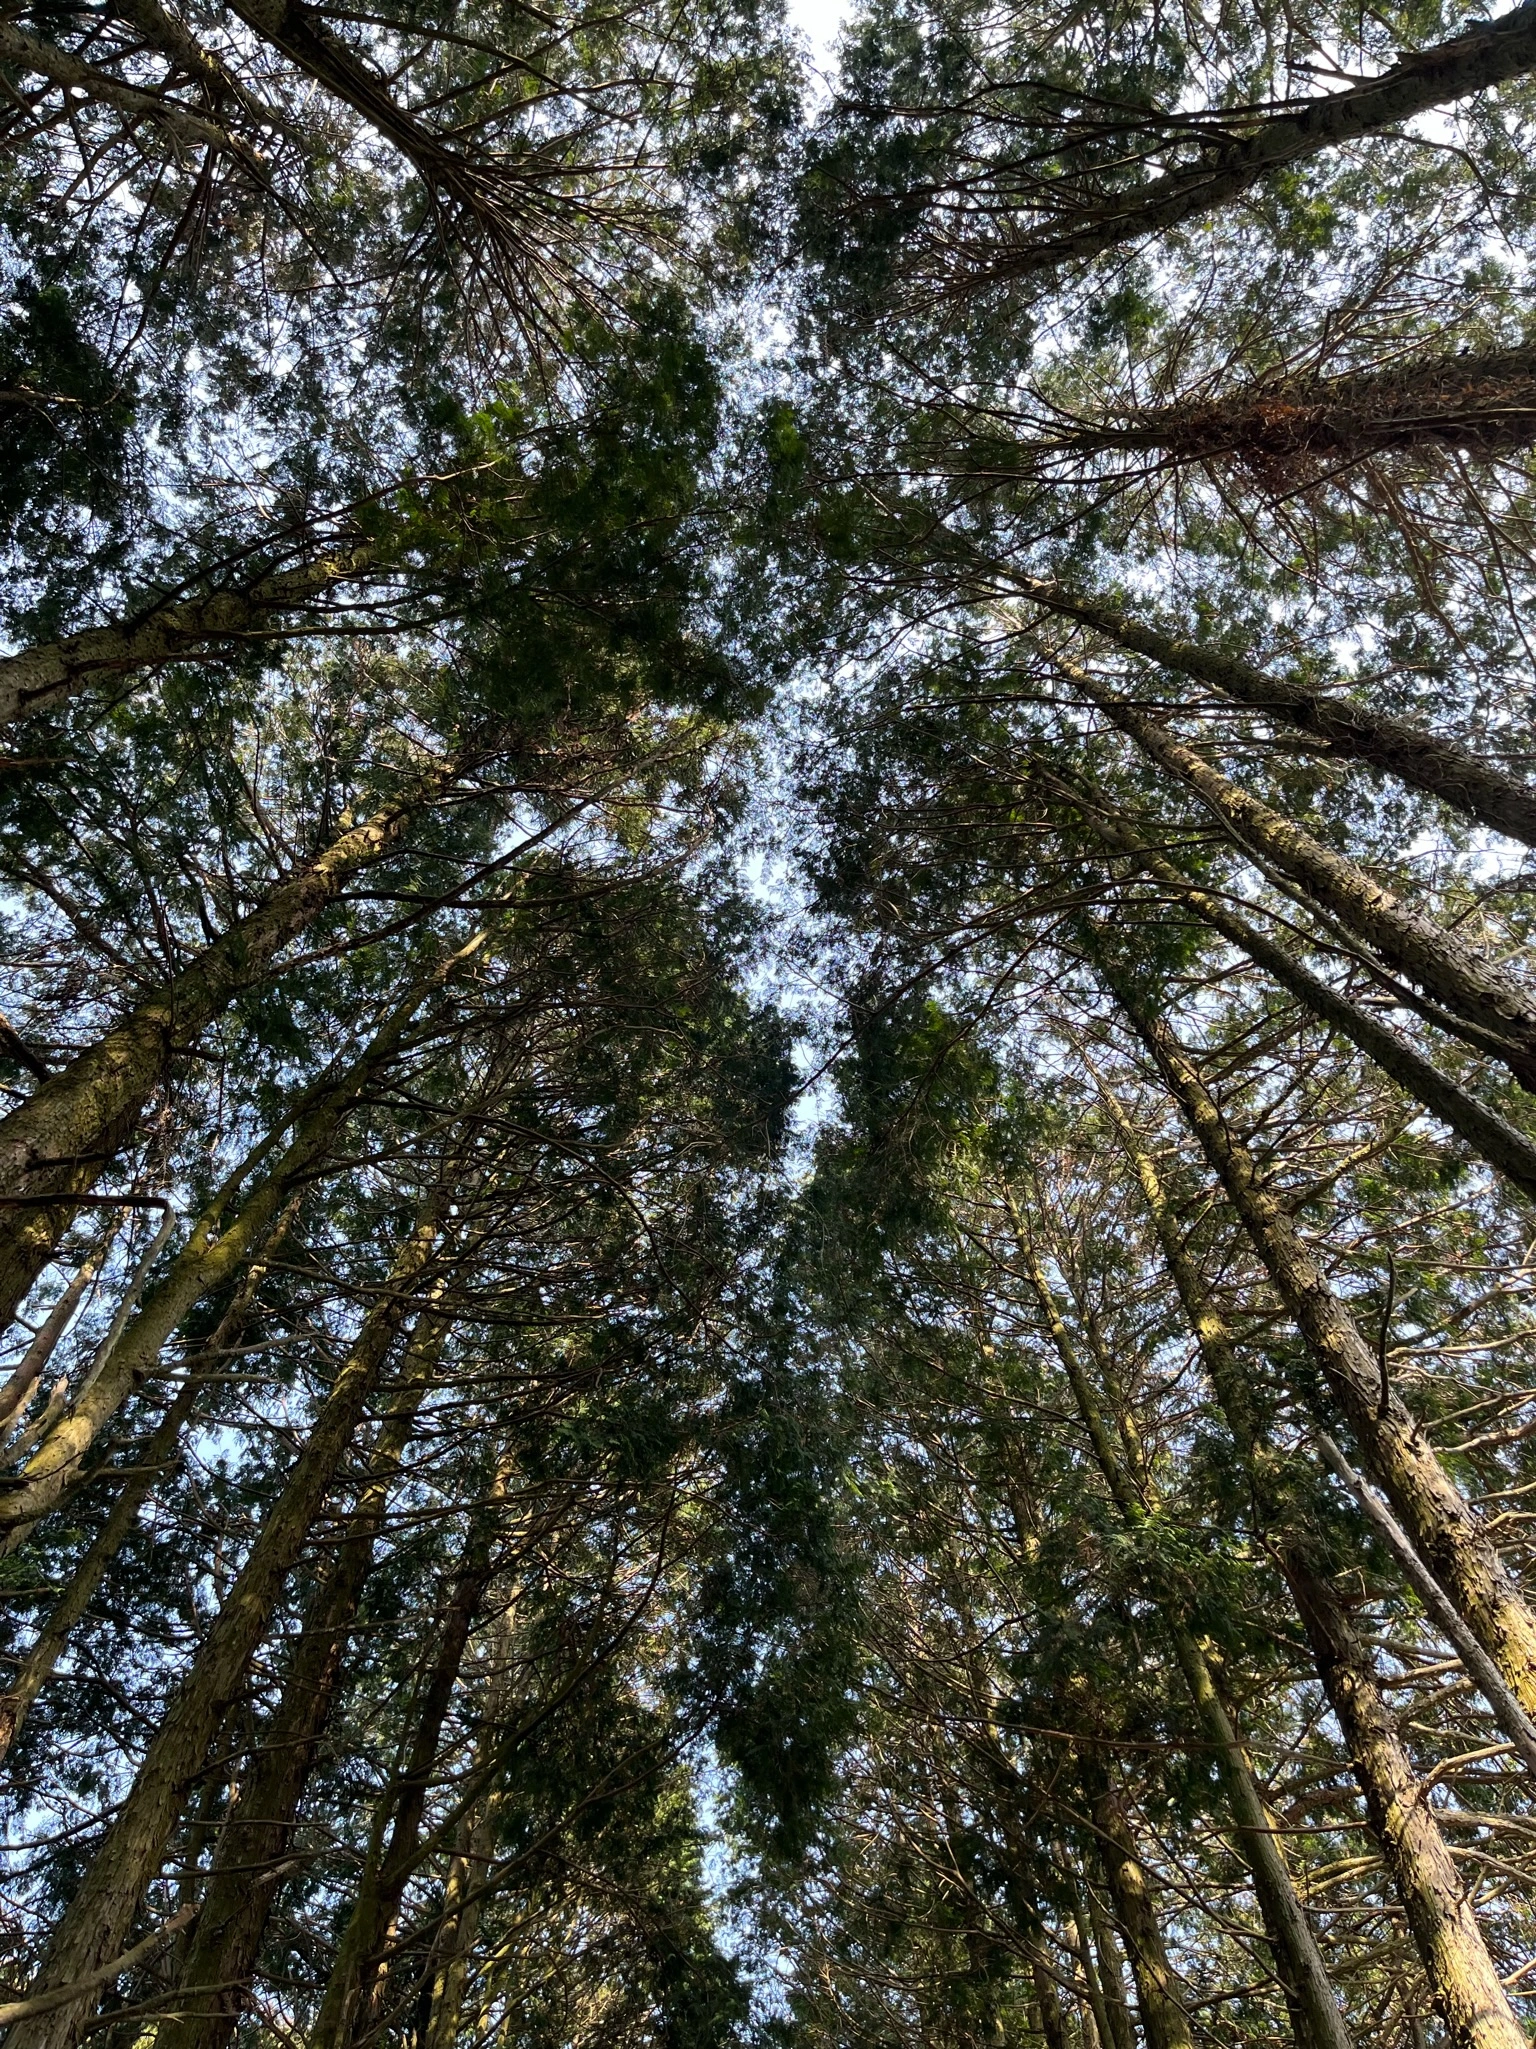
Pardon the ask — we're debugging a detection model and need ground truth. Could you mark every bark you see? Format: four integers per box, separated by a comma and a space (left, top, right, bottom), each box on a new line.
1067, 789, 1536, 1204
226, 0, 553, 250
0, 1214, 123, 1439
976, 9, 1536, 287
0, 1226, 292, 1766
158, 1320, 443, 2049
1109, 986, 1536, 1722
1018, 586, 1536, 849
0, 770, 445, 1335
1283, 1555, 1527, 2049
0, 548, 374, 727
0, 18, 250, 158
0, 945, 465, 1540
1031, 1960, 1069, 2049
1082, 1770, 1195, 2049
310, 1478, 502, 2049
1020, 1225, 1353, 2049
5, 1210, 441, 2049
1079, 677, 1536, 1088
1081, 1876, 1136, 2049
421, 1598, 517, 2049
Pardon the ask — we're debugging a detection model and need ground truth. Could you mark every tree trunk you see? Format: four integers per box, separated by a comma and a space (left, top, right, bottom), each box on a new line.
5, 1210, 442, 2049
1020, 1223, 1353, 2049
0, 778, 446, 1336
0, 949, 461, 1540
1112, 987, 1536, 1722
1018, 585, 1536, 848
1052, 346, 1536, 468
1283, 1556, 1528, 2049
157, 1319, 443, 2049
310, 1477, 502, 2049
0, 550, 375, 727
1078, 676, 1536, 1088
1066, 789, 1536, 1204
1082, 1770, 1195, 2049
977, 10, 1536, 287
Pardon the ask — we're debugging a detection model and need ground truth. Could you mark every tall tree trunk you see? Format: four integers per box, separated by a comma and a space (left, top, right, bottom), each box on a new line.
1282, 1556, 1528, 2049
974, 10, 1536, 287
1017, 590, 1536, 848
1080, 1767, 1195, 2049
421, 1597, 517, 2049
5, 1209, 442, 2049
0, 549, 374, 727
1018, 1226, 1353, 2049
1050, 345, 1536, 469
157, 1317, 444, 2049
0, 1224, 290, 1769
0, 947, 467, 1540
310, 1474, 503, 2049
1081, 1874, 1136, 2049
1102, 1087, 1535, 2046
1063, 787, 1536, 1204
1109, 985, 1536, 1720
0, 775, 448, 1335
1076, 676, 1536, 1088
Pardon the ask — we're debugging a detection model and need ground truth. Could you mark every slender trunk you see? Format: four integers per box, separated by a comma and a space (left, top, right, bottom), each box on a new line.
1109, 986, 1536, 1722
158, 1320, 443, 2049
0, 946, 466, 1539
1060, 1910, 1106, 2049
1082, 1876, 1136, 2049
1032, 1960, 1069, 2049
0, 19, 246, 159
1019, 1227, 1353, 2049
0, 779, 449, 1337
1067, 790, 1536, 1203
1081, 1768, 1195, 2049
0, 1213, 123, 1439
5, 1210, 442, 2049
1017, 583, 1536, 848
1077, 675, 1536, 1087
979, 9, 1536, 287
1051, 346, 1536, 468
0, 548, 375, 727
310, 1482, 501, 2049
422, 1599, 517, 2049
1282, 1556, 1527, 2049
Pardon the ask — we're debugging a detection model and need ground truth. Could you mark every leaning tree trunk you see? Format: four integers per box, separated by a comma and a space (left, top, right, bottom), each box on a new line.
1017, 597, 1536, 847
0, 774, 447, 1336
1077, 676, 1536, 1089
310, 1472, 504, 2049
974, 9, 1536, 287
5, 1209, 442, 2049
1109, 984, 1536, 1723
1079, 1766, 1195, 2049
1062, 786, 1536, 1205
157, 1319, 444, 2049
1283, 1554, 1528, 2049
1018, 1225, 1354, 2049
0, 942, 472, 1542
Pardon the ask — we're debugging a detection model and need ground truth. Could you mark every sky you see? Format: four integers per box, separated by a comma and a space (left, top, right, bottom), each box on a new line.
785, 0, 852, 60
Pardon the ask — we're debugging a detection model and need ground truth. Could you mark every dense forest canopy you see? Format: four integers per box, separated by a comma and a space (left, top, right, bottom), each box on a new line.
4, 0, 1536, 2044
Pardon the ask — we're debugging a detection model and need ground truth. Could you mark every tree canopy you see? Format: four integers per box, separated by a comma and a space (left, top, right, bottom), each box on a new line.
6, 2, 1536, 2046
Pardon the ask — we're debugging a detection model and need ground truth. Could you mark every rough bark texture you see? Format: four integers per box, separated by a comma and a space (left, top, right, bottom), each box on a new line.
977, 10, 1536, 286
1284, 1558, 1528, 2049
1023, 595, 1536, 849
1082, 682, 1536, 1087
1056, 346, 1536, 469
1084, 1774, 1196, 2049
1115, 990, 1536, 1721
1070, 793, 1536, 1204
5, 1213, 440, 2049
0, 780, 435, 1334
